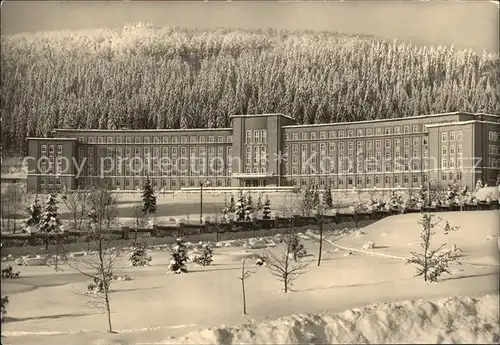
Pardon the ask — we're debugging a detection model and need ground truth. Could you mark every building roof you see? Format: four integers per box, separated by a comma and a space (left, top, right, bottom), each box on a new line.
53, 127, 232, 133
425, 120, 500, 128
26, 137, 77, 141
229, 113, 296, 122
282, 111, 499, 129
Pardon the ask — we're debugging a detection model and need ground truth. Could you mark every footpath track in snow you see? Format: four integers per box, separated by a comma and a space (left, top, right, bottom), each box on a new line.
305, 232, 500, 268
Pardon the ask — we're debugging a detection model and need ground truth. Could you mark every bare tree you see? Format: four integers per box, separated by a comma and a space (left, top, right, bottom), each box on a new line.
61, 187, 90, 232
71, 187, 120, 333
1, 183, 24, 232
406, 213, 461, 283
238, 256, 265, 315
263, 204, 308, 292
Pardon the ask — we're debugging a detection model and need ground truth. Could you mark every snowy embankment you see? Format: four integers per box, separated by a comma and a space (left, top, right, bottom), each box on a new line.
164, 295, 499, 344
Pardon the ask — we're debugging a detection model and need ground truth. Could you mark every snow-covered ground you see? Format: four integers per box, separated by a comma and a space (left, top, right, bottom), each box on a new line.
167, 294, 500, 344
1, 211, 499, 345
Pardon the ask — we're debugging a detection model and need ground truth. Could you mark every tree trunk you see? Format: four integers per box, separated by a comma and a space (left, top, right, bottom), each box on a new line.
55, 235, 59, 271
241, 260, 247, 315
317, 215, 323, 267
284, 226, 291, 293
105, 289, 113, 332
241, 278, 247, 315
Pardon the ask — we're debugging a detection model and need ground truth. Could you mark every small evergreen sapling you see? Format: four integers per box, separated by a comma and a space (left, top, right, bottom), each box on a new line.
387, 191, 404, 212
229, 194, 236, 212
235, 193, 246, 221
324, 185, 333, 209
406, 213, 461, 283
256, 193, 263, 212
475, 180, 483, 192
168, 238, 189, 273
245, 193, 254, 220
262, 195, 272, 220
193, 243, 213, 266
142, 176, 157, 219
24, 196, 42, 232
128, 241, 151, 267
404, 190, 419, 210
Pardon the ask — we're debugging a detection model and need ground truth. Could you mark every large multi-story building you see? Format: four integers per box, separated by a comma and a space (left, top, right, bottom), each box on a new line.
26, 112, 500, 192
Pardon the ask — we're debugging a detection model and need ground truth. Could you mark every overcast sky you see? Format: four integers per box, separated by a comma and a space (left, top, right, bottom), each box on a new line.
1, 1, 498, 53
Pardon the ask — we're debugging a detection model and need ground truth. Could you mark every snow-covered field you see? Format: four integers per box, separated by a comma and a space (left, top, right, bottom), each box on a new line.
1, 211, 499, 345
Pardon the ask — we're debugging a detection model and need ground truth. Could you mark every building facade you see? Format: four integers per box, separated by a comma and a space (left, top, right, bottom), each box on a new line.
26, 112, 500, 192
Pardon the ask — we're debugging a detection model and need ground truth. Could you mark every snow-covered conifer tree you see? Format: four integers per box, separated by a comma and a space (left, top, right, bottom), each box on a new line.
256, 193, 263, 212
128, 241, 151, 267
323, 185, 333, 209
168, 238, 189, 273
262, 195, 272, 220
39, 193, 62, 251
142, 176, 157, 218
235, 193, 246, 221
24, 196, 42, 232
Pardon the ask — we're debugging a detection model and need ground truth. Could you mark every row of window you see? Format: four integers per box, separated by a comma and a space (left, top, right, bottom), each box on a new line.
441, 145, 463, 155
284, 137, 428, 154
244, 130, 268, 144
441, 131, 464, 142
488, 158, 499, 168
78, 135, 232, 144
285, 124, 426, 141
78, 146, 232, 158
284, 150, 428, 164
245, 145, 267, 165
285, 173, 431, 188
39, 177, 233, 189
441, 158, 465, 169
283, 161, 429, 175
40, 144, 63, 155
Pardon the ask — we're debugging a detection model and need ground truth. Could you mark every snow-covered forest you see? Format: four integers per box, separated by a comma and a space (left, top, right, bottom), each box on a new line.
1, 23, 499, 156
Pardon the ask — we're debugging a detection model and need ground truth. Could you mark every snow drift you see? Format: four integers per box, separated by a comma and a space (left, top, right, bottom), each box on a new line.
163, 295, 499, 344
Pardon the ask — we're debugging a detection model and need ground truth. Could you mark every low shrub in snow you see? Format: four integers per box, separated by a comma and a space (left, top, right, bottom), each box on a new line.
192, 244, 214, 266
1, 265, 20, 279
87, 271, 114, 294
1, 296, 8, 322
